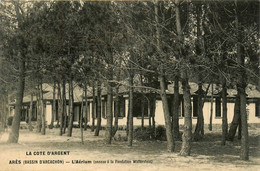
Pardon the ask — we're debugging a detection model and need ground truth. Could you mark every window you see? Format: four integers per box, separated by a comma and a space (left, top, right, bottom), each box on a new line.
168, 96, 173, 116
193, 96, 198, 117
256, 99, 260, 117
55, 101, 59, 121
215, 97, 221, 117
91, 98, 97, 119
119, 96, 125, 117
179, 96, 184, 117
82, 102, 91, 121
32, 103, 37, 121
21, 108, 26, 122
133, 94, 148, 117
102, 100, 107, 119
113, 96, 125, 117
168, 95, 183, 117
73, 105, 80, 122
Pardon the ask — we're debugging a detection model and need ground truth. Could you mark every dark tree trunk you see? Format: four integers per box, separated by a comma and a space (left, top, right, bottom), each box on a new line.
140, 75, 144, 130
141, 96, 145, 130
8, 57, 25, 143
194, 83, 204, 141
239, 88, 249, 160
227, 95, 240, 141
112, 85, 119, 137
91, 84, 96, 132
59, 79, 66, 136
94, 82, 102, 136
36, 85, 42, 133
221, 81, 228, 145
50, 81, 56, 129
148, 98, 152, 129
105, 83, 113, 144
127, 74, 134, 146
67, 77, 74, 137
40, 83, 45, 135
154, 1, 174, 152
193, 3, 205, 141
84, 84, 88, 131
159, 75, 175, 152
172, 76, 180, 139
208, 84, 213, 131
179, 74, 192, 156
1, 95, 8, 130
62, 80, 67, 134
80, 97, 84, 144
28, 93, 33, 131
235, 3, 249, 159
174, 0, 192, 156
57, 82, 61, 128
126, 97, 130, 136
63, 109, 67, 134
238, 114, 242, 140
152, 96, 156, 138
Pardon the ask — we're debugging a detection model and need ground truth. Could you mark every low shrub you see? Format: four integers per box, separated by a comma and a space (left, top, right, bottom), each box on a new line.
133, 126, 170, 141
134, 127, 155, 141
155, 125, 167, 141
113, 133, 127, 141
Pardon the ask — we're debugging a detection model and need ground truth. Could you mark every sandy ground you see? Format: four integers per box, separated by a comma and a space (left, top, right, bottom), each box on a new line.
0, 126, 259, 171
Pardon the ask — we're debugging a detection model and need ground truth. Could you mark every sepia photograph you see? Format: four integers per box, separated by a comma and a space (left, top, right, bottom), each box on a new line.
0, 0, 259, 170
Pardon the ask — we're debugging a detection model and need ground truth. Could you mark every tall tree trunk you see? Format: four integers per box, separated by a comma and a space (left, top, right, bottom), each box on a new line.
235, 2, 249, 160
67, 77, 74, 137
94, 82, 102, 136
238, 113, 242, 140
175, 0, 192, 156
105, 83, 113, 144
148, 97, 152, 129
7, 55, 25, 143
159, 75, 175, 152
80, 97, 84, 144
1, 98, 5, 130
1, 95, 7, 130
172, 76, 180, 139
84, 84, 88, 131
141, 96, 145, 129
3, 95, 8, 130
57, 81, 61, 128
36, 85, 42, 133
40, 83, 45, 135
63, 80, 67, 134
112, 85, 119, 137
127, 74, 134, 146
63, 100, 67, 134
227, 95, 240, 141
50, 81, 56, 129
154, 0, 174, 152
221, 81, 228, 145
179, 74, 192, 156
239, 87, 248, 160
28, 93, 33, 131
152, 96, 156, 138
193, 3, 205, 141
91, 84, 96, 132
194, 83, 204, 141
140, 75, 145, 130
59, 79, 65, 136
208, 84, 213, 131
126, 97, 130, 136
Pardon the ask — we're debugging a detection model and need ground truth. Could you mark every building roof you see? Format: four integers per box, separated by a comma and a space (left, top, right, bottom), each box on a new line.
16, 82, 260, 105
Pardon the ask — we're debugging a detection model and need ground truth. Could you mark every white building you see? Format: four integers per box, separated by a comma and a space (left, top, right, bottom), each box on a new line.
11, 82, 260, 127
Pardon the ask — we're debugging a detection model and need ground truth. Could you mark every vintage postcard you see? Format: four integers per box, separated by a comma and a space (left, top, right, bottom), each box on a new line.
0, 0, 259, 170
